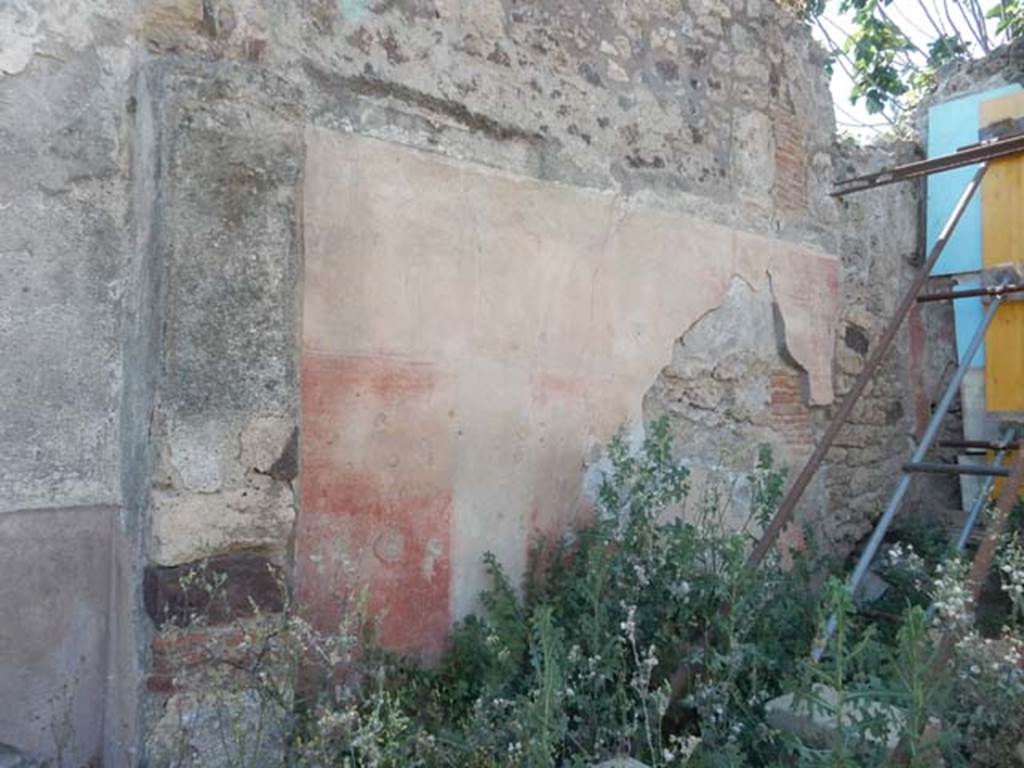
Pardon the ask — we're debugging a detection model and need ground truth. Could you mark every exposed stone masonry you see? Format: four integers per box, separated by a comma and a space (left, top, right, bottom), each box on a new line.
0, 0, 991, 763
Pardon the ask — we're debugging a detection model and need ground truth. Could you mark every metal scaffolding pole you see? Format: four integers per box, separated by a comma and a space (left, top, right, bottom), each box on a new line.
813, 283, 1009, 660
748, 164, 990, 572
954, 428, 1018, 551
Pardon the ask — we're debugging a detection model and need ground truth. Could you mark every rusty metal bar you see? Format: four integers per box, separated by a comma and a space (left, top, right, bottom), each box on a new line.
746, 163, 990, 571
964, 453, 1024, 602
917, 281, 1024, 303
888, 447, 1024, 767
832, 132, 1024, 196
903, 461, 1010, 477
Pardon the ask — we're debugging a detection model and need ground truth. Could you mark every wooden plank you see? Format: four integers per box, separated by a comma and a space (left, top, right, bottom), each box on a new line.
927, 85, 1020, 278
980, 92, 1024, 415
982, 155, 1024, 269
984, 302, 1024, 413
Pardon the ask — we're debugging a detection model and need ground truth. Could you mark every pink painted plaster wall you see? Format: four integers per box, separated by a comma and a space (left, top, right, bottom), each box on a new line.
297, 128, 840, 655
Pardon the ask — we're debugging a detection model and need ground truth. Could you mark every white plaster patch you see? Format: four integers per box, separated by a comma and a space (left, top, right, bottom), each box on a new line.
422, 537, 444, 580
733, 111, 775, 196
149, 480, 295, 566
0, 2, 40, 75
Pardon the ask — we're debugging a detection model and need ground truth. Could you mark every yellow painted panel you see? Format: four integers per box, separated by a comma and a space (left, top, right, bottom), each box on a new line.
980, 92, 1024, 413
982, 155, 1024, 270
985, 302, 1024, 412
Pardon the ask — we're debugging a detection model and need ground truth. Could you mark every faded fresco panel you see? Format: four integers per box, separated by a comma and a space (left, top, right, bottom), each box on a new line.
297, 354, 455, 660
299, 128, 840, 651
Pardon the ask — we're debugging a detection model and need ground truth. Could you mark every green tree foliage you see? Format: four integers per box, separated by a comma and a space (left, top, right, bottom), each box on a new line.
784, 0, 1024, 128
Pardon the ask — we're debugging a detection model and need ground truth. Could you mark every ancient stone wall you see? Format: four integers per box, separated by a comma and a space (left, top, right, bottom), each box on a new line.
0, 0, 947, 763
128, 0, 846, 731
829, 141, 977, 555
820, 141, 928, 552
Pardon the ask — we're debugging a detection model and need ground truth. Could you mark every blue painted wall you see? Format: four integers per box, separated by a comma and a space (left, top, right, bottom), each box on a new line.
927, 84, 1021, 366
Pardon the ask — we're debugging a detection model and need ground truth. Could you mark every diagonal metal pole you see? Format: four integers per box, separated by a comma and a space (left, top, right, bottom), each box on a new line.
747, 163, 990, 571
954, 428, 1017, 551
813, 284, 1008, 660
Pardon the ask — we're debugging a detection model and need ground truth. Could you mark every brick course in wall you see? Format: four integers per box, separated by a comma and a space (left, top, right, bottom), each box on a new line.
772, 104, 810, 215
770, 368, 815, 454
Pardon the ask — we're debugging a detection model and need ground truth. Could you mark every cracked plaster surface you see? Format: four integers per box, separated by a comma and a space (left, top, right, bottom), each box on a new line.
300, 128, 839, 622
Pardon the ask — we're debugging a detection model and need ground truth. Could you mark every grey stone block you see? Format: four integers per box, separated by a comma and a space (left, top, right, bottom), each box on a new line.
765, 684, 904, 750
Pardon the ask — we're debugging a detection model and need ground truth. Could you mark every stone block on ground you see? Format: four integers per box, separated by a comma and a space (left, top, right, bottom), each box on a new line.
857, 567, 891, 604
764, 683, 904, 750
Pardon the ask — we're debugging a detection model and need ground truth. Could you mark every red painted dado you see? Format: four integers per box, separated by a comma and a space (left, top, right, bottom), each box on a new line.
296, 472, 452, 658
297, 353, 455, 660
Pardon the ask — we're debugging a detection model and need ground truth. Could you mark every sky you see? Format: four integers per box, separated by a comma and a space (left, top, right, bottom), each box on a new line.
809, 0, 1008, 140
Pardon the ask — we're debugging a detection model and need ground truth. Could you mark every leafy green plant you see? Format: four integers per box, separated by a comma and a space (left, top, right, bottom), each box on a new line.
789, 579, 889, 768
412, 422, 822, 767
988, 0, 1024, 38
146, 423, 1024, 768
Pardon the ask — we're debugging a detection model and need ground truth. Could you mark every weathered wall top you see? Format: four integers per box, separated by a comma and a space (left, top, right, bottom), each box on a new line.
922, 36, 1024, 116
132, 0, 839, 249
